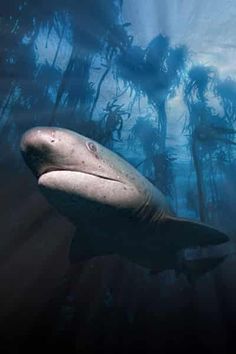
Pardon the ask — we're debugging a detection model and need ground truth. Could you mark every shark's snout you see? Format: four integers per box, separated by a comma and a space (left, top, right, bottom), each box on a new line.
20, 127, 59, 177
21, 127, 55, 148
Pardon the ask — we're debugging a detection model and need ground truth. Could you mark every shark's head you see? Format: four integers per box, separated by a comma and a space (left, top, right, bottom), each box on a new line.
20, 127, 165, 230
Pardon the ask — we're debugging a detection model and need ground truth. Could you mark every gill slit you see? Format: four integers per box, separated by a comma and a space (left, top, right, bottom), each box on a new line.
134, 189, 166, 223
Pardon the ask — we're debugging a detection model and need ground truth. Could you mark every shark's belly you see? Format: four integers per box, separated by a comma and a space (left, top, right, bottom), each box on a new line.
69, 224, 175, 272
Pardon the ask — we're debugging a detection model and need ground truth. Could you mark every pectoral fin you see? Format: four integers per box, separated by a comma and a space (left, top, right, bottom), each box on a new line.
161, 216, 229, 250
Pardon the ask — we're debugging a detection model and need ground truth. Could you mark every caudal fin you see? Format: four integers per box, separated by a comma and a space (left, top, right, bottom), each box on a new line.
161, 216, 229, 250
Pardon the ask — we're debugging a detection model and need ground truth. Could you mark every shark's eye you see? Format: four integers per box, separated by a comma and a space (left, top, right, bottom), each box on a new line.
86, 141, 97, 153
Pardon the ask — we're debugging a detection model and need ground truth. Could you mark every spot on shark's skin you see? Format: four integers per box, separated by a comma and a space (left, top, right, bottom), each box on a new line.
20, 127, 230, 280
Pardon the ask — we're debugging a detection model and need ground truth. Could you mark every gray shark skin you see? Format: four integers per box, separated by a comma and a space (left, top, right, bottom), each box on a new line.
20, 127, 229, 274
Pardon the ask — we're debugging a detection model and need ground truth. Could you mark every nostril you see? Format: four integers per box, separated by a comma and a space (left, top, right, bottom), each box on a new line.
50, 130, 56, 143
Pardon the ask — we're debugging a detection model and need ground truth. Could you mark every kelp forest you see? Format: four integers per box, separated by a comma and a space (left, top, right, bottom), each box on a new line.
1, 1, 236, 228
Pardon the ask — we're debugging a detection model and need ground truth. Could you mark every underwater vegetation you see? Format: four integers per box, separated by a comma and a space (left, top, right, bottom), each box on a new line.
0, 0, 235, 227
0, 1, 236, 353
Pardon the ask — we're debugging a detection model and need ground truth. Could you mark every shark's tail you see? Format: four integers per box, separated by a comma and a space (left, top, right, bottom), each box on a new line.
162, 216, 229, 249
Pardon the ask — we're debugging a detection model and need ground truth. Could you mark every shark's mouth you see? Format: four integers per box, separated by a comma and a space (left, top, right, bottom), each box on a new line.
38, 168, 123, 184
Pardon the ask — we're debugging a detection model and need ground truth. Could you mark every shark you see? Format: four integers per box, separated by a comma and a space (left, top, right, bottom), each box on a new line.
20, 127, 229, 279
